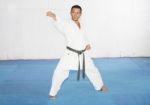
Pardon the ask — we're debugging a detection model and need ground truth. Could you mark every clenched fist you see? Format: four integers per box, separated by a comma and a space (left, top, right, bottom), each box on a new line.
46, 11, 56, 20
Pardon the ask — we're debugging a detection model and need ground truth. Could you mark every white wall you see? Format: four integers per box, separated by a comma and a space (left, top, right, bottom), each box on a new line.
0, 0, 150, 60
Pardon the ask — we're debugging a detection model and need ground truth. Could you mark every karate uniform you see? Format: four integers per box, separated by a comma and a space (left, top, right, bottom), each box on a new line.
49, 16, 104, 96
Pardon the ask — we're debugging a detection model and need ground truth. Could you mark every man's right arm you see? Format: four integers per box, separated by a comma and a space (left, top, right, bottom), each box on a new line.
46, 11, 66, 34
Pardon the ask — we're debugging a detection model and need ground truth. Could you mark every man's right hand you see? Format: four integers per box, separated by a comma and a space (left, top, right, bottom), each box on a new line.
46, 11, 56, 20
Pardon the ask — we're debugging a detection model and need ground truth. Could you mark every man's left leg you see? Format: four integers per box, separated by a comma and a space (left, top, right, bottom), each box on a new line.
84, 54, 107, 92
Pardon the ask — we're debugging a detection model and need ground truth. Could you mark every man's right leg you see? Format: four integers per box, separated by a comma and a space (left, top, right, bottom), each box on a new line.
49, 68, 69, 99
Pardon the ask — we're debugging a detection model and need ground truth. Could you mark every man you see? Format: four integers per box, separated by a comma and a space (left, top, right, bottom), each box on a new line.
47, 5, 107, 100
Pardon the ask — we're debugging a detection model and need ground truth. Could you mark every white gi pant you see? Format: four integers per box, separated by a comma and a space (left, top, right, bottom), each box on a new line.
49, 49, 104, 96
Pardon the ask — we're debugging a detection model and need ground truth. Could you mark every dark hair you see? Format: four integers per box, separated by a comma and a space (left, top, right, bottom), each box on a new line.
71, 5, 82, 13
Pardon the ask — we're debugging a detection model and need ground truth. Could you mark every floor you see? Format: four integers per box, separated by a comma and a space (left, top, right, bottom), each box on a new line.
0, 57, 150, 105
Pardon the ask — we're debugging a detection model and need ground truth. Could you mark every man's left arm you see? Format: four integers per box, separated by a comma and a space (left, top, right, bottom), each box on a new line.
84, 35, 91, 51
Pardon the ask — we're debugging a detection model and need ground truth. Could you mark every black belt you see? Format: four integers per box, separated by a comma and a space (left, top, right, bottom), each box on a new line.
66, 46, 86, 80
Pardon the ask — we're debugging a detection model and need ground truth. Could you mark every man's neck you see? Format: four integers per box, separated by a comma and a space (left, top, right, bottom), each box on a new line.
74, 21, 80, 29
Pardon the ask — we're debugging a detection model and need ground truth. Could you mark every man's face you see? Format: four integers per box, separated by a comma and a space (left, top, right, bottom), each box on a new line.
70, 8, 81, 21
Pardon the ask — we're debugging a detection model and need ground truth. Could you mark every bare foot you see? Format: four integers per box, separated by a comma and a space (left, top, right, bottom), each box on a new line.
48, 95, 56, 100
99, 85, 108, 92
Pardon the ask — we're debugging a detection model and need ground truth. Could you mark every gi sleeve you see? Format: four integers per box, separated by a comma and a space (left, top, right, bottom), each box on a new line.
50, 15, 67, 35
85, 35, 91, 45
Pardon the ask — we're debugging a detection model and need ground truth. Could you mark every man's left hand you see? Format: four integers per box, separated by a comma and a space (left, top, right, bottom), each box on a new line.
85, 44, 91, 51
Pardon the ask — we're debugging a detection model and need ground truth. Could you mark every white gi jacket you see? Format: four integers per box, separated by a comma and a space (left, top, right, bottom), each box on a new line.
51, 16, 93, 71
